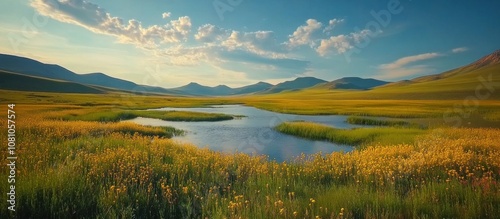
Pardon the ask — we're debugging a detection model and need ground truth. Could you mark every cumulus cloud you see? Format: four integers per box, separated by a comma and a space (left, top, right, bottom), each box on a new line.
161, 45, 216, 66
452, 47, 468, 53
377, 52, 442, 79
323, 18, 344, 34
316, 35, 352, 56
287, 19, 323, 48
162, 12, 171, 19
194, 24, 230, 43
31, 0, 191, 48
221, 30, 286, 58
315, 29, 376, 56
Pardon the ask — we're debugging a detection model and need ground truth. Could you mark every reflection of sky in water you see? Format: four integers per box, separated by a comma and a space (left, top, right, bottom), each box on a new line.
126, 105, 366, 162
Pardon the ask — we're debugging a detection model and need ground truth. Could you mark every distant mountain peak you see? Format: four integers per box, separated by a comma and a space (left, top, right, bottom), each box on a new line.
461, 50, 500, 70
318, 77, 388, 90
472, 49, 500, 68
295, 76, 322, 80
256, 81, 272, 85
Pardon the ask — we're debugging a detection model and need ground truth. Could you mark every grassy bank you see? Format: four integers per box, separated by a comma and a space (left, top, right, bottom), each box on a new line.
56, 109, 237, 122
1, 108, 499, 218
345, 116, 427, 129
275, 121, 427, 146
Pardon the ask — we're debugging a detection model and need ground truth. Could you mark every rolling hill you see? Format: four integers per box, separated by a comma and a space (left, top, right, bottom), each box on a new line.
261, 77, 327, 94
1, 50, 498, 98
0, 54, 178, 95
233, 82, 273, 95
314, 77, 388, 90
277, 49, 500, 100
170, 81, 273, 96
170, 82, 226, 96
0, 70, 105, 94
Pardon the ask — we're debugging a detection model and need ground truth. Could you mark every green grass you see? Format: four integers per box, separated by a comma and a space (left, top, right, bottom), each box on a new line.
113, 123, 184, 138
58, 109, 237, 122
275, 121, 427, 146
0, 103, 499, 218
2, 118, 498, 218
0, 70, 105, 94
346, 116, 426, 129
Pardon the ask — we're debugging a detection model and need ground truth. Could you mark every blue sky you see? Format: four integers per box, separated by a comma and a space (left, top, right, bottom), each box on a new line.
1, 0, 499, 88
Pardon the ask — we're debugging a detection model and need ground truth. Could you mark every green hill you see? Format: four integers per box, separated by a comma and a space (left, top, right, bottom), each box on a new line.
0, 70, 105, 94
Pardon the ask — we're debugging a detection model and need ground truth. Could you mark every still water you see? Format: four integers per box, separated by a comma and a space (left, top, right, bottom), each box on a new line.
126, 105, 366, 162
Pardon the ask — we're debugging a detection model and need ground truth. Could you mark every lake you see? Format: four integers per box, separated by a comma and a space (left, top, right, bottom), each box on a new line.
125, 105, 367, 162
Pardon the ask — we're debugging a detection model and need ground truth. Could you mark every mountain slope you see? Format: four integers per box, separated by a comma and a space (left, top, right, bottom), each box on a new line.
263, 50, 500, 100
390, 49, 500, 85
233, 82, 273, 95
170, 83, 222, 96
315, 77, 388, 90
0, 54, 176, 94
355, 50, 500, 99
171, 81, 274, 96
0, 70, 105, 94
262, 77, 327, 94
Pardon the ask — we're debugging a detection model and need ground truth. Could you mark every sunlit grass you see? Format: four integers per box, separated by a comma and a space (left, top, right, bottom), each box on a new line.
0, 95, 499, 218
1, 112, 498, 218
57, 109, 236, 122
275, 121, 427, 146
346, 116, 426, 129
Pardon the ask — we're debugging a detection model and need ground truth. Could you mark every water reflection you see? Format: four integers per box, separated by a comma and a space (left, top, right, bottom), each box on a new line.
126, 105, 366, 162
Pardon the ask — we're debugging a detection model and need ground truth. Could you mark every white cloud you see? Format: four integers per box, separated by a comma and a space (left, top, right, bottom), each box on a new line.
379, 53, 441, 70
315, 28, 377, 56
31, 0, 191, 48
323, 18, 344, 34
350, 29, 377, 44
377, 52, 442, 79
161, 45, 215, 66
194, 24, 229, 43
452, 47, 468, 53
287, 19, 323, 48
221, 30, 286, 58
162, 12, 171, 19
316, 35, 352, 56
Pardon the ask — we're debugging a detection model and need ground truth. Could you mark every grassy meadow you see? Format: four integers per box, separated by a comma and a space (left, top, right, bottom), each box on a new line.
1, 87, 500, 218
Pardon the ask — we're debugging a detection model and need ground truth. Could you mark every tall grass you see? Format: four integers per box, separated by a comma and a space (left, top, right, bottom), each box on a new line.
275, 121, 426, 146
346, 116, 426, 129
1, 106, 499, 218
58, 109, 236, 122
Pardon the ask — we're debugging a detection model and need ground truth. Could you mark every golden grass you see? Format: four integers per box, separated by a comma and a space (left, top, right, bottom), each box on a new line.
0, 104, 499, 218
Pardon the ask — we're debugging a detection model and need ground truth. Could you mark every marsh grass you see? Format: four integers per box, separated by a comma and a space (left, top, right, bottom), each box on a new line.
346, 116, 426, 129
58, 109, 236, 122
2, 113, 498, 218
275, 121, 427, 146
0, 102, 499, 218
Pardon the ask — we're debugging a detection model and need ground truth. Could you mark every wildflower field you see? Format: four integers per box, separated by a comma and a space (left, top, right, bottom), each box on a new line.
1, 101, 499, 218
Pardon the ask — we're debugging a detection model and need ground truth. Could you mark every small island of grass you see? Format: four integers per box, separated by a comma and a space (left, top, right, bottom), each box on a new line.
59, 109, 240, 122
275, 121, 427, 146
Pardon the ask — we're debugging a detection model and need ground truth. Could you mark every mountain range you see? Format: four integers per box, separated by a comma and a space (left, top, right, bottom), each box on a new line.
1, 50, 499, 96
0, 53, 388, 96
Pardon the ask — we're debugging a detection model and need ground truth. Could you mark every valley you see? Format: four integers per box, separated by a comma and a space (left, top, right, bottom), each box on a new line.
1, 50, 499, 218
